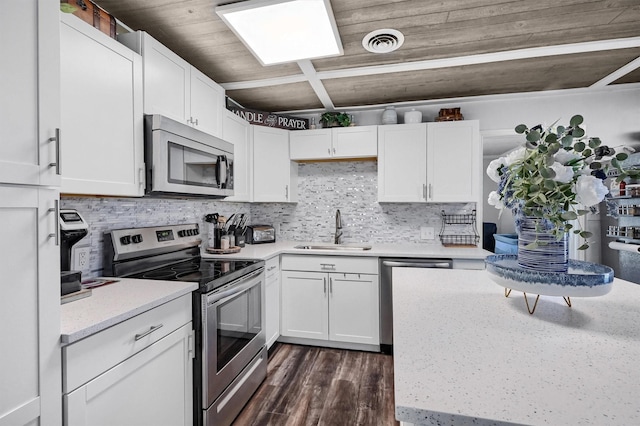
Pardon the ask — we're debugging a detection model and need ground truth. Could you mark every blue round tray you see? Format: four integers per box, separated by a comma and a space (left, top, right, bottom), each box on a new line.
485, 254, 614, 297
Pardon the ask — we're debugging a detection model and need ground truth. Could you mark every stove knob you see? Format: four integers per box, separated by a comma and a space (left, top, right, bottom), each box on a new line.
189, 229, 195, 236
193, 228, 199, 235
177, 230, 186, 238
120, 235, 131, 245
132, 234, 143, 244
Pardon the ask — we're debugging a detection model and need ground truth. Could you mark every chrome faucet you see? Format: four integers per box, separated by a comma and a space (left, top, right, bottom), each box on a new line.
334, 209, 343, 244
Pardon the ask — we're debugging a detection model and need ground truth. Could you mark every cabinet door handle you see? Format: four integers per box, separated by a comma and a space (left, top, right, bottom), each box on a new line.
285, 185, 289, 200
138, 167, 145, 187
48, 128, 61, 175
194, 118, 199, 126
267, 265, 277, 271
428, 183, 432, 200
329, 277, 333, 294
422, 184, 426, 200
323, 277, 327, 294
48, 199, 60, 246
320, 263, 336, 270
328, 148, 331, 155
134, 324, 163, 341
332, 147, 336, 154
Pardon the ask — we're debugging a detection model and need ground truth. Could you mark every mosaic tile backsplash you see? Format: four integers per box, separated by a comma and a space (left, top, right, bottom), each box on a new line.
62, 161, 475, 278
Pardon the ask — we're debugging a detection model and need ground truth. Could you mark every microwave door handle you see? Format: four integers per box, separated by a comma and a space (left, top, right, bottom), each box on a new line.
216, 155, 227, 188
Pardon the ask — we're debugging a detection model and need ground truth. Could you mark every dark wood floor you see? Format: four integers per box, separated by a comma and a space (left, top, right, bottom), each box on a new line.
233, 343, 399, 426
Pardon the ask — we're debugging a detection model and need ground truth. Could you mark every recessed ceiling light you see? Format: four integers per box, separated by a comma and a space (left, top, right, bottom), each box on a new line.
216, 0, 344, 66
362, 29, 405, 54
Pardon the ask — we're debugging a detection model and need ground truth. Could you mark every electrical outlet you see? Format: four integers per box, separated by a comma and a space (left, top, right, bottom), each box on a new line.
73, 246, 91, 271
420, 226, 435, 240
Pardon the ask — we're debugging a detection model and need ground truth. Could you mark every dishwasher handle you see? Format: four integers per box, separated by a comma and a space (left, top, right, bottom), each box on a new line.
382, 260, 451, 268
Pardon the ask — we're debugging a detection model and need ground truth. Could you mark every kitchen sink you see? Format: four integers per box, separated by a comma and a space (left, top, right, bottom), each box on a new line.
293, 244, 372, 251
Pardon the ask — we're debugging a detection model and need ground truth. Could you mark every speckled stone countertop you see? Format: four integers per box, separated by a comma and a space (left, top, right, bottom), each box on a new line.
60, 278, 197, 346
201, 240, 491, 261
392, 268, 640, 426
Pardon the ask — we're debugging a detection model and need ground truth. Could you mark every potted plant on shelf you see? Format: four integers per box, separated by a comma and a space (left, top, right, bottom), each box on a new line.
486, 114, 634, 272
320, 112, 351, 128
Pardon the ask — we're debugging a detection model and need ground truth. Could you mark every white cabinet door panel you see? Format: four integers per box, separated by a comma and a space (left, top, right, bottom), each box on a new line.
289, 129, 332, 160
60, 14, 144, 196
252, 126, 294, 202
377, 124, 427, 202
0, 186, 60, 426
427, 121, 480, 202
332, 126, 377, 159
64, 324, 193, 426
141, 35, 190, 123
281, 271, 328, 340
223, 111, 252, 202
329, 273, 379, 345
190, 68, 224, 138
0, 0, 60, 186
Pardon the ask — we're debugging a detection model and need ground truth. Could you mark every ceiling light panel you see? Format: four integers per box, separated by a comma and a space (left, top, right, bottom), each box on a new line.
216, 0, 344, 66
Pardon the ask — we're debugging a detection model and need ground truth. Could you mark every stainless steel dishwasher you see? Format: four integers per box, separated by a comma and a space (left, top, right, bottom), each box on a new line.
379, 257, 453, 354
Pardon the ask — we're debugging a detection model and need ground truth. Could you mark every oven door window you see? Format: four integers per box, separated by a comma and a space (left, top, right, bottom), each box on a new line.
168, 141, 230, 189
216, 283, 262, 371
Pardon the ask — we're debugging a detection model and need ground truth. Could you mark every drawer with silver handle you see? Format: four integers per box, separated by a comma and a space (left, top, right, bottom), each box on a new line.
62, 294, 191, 393
281, 255, 377, 274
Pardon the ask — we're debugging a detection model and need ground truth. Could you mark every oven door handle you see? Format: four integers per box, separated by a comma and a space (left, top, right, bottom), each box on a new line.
208, 278, 259, 305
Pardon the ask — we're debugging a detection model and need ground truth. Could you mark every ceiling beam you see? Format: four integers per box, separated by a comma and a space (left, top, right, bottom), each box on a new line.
316, 37, 640, 80
221, 37, 640, 93
590, 56, 640, 88
296, 60, 335, 110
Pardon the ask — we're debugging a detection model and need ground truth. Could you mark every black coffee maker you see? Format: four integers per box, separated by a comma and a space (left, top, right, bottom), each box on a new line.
60, 209, 89, 296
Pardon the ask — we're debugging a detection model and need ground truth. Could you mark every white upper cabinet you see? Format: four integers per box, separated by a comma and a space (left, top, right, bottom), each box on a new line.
331, 126, 378, 159
0, 0, 60, 187
378, 121, 481, 203
378, 123, 428, 202
223, 110, 252, 202
427, 120, 480, 202
119, 31, 225, 138
252, 126, 297, 203
290, 126, 377, 161
60, 13, 144, 196
290, 129, 332, 160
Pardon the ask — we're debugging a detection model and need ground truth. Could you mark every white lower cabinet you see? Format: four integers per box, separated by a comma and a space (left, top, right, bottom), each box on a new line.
265, 256, 281, 349
280, 256, 379, 348
62, 295, 193, 426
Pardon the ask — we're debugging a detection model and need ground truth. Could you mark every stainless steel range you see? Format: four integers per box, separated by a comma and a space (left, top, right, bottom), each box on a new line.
103, 223, 266, 426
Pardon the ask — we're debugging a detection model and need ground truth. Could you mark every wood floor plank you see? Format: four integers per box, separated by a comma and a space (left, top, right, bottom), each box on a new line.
233, 344, 399, 426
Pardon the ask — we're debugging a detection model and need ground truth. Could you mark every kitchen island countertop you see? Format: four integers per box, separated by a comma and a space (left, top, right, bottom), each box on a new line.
201, 240, 491, 261
393, 268, 640, 425
60, 278, 197, 345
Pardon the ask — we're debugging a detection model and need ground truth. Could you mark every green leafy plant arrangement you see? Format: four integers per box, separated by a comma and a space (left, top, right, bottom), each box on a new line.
320, 112, 351, 127
487, 114, 633, 250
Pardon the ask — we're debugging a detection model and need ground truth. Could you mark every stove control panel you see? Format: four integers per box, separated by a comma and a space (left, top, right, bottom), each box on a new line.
106, 223, 201, 259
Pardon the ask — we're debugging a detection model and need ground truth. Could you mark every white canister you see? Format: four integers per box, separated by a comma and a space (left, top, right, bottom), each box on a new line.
404, 108, 422, 124
381, 106, 397, 124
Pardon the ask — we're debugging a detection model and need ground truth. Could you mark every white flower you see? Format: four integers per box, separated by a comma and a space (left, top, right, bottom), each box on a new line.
575, 175, 609, 207
505, 147, 526, 166
554, 150, 581, 165
486, 157, 507, 183
487, 191, 504, 209
549, 162, 574, 183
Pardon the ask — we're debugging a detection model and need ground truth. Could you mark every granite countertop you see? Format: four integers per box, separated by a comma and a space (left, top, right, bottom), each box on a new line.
392, 268, 640, 426
60, 278, 197, 346
200, 240, 491, 261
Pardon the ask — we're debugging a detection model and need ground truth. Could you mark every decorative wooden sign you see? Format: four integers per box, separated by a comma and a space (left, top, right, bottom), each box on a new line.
227, 106, 309, 130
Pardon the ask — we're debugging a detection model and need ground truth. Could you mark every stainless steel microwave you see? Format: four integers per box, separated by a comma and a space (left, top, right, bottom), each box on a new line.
144, 114, 234, 198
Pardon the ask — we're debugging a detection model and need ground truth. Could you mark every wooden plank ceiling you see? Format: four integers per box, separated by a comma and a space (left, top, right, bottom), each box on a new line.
94, 0, 640, 112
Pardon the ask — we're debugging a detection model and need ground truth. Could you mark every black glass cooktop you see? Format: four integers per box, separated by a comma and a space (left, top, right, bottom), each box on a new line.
130, 258, 264, 292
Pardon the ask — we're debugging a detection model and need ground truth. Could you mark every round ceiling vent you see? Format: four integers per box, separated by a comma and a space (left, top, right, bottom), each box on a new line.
362, 29, 405, 54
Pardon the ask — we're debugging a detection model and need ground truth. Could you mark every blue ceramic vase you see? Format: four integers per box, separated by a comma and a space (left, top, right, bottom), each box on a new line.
516, 215, 569, 273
